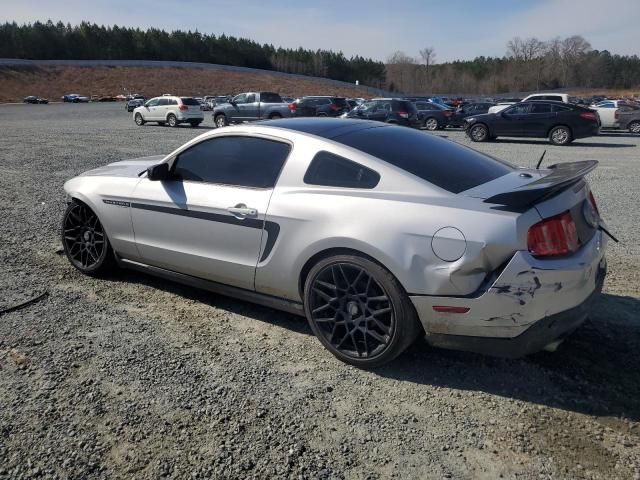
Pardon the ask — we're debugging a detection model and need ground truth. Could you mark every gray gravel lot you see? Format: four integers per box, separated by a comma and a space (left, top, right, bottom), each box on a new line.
0, 103, 639, 480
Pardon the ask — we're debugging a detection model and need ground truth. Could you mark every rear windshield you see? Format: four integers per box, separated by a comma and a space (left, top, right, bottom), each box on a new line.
261, 92, 283, 103
180, 97, 200, 106
333, 127, 513, 193
331, 97, 348, 107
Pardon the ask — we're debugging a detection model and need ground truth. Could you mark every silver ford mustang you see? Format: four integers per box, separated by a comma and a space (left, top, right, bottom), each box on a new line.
62, 118, 607, 367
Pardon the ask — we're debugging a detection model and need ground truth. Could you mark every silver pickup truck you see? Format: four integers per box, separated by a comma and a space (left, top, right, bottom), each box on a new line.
212, 92, 291, 127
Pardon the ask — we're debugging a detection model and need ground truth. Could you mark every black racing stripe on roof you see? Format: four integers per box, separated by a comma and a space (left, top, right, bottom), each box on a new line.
259, 118, 389, 139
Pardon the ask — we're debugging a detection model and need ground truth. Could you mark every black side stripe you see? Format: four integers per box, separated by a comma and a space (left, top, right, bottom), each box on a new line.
130, 202, 280, 262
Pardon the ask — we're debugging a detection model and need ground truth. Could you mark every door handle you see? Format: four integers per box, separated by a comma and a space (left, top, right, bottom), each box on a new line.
227, 204, 257, 218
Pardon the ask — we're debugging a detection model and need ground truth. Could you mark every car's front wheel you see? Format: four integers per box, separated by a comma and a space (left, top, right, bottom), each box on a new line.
214, 114, 228, 128
304, 254, 422, 368
469, 123, 489, 142
62, 201, 116, 276
167, 114, 178, 127
134, 113, 145, 126
549, 126, 572, 145
628, 121, 640, 134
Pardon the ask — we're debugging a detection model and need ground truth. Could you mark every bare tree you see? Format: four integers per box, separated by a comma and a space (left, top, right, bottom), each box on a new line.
419, 47, 436, 67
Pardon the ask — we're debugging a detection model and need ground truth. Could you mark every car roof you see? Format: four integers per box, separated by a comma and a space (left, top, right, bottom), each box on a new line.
259, 117, 387, 139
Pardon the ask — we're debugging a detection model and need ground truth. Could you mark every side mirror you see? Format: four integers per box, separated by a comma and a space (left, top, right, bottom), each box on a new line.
147, 163, 170, 181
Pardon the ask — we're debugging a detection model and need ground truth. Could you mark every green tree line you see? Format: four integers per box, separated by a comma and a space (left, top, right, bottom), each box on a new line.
0, 21, 387, 87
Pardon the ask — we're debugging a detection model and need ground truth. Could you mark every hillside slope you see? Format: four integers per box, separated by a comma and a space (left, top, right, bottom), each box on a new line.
0, 64, 379, 103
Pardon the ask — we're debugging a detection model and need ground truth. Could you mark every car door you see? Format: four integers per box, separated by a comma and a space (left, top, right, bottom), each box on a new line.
496, 103, 531, 136
524, 102, 555, 136
143, 97, 160, 120
241, 93, 259, 120
129, 134, 292, 290
229, 93, 247, 121
367, 101, 390, 122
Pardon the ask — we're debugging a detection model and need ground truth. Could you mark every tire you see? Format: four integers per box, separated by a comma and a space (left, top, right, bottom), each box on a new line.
303, 254, 423, 368
214, 114, 228, 128
62, 201, 116, 276
628, 121, 640, 134
549, 126, 572, 145
134, 113, 145, 126
469, 123, 489, 142
269, 113, 282, 120
167, 114, 178, 127
424, 117, 439, 131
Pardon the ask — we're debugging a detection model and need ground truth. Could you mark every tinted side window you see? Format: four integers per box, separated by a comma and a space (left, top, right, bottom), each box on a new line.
174, 136, 291, 188
304, 151, 380, 189
246, 94, 256, 103
260, 93, 282, 103
158, 98, 169, 106
333, 128, 512, 193
530, 103, 552, 113
545, 96, 563, 102
505, 103, 530, 115
552, 104, 572, 112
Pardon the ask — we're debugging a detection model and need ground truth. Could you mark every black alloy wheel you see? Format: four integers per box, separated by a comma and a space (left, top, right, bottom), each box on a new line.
305, 255, 422, 367
62, 202, 114, 274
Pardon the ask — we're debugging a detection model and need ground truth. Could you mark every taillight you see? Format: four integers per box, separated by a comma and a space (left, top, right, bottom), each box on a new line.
288, 103, 296, 112
580, 111, 597, 122
398, 111, 409, 118
527, 211, 579, 257
179, 105, 188, 112
588, 191, 599, 215
614, 110, 619, 120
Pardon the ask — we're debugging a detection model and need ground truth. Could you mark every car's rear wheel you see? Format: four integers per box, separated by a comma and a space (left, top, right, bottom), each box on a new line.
214, 114, 228, 128
549, 126, 572, 145
134, 113, 145, 126
304, 254, 422, 368
269, 113, 282, 119
469, 124, 489, 142
167, 114, 178, 127
62, 201, 115, 275
424, 117, 439, 130
628, 121, 640, 134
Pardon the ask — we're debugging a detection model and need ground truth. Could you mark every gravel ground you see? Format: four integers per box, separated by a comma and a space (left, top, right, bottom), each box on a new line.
0, 103, 639, 480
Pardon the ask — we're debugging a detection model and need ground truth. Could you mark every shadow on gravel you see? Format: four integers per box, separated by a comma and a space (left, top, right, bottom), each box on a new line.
596, 132, 638, 138
103, 269, 312, 336
379, 293, 640, 421
492, 139, 635, 148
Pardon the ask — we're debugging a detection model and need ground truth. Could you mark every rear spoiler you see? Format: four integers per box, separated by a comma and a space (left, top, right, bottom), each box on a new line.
484, 160, 598, 208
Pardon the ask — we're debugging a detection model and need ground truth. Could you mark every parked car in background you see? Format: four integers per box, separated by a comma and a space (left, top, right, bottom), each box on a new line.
23, 96, 48, 104
617, 104, 640, 134
133, 96, 204, 127
289, 96, 350, 117
62, 94, 89, 103
522, 93, 574, 103
414, 101, 453, 130
465, 101, 600, 145
126, 98, 145, 112
212, 92, 290, 127
589, 100, 632, 129
281, 96, 294, 103
344, 99, 420, 127
447, 102, 495, 127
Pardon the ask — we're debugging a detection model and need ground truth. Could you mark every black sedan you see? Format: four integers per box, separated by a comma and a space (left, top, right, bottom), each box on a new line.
447, 102, 495, 127
23, 96, 48, 104
414, 101, 453, 130
464, 101, 600, 146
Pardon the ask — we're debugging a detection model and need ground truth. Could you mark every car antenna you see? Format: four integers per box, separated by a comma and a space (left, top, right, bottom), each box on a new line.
535, 150, 546, 169
598, 224, 619, 243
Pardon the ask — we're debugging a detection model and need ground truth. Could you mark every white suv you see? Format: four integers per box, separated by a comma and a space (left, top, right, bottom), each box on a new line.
133, 96, 204, 127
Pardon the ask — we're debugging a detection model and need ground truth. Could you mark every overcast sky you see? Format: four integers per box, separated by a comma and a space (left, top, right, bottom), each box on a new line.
2, 0, 639, 62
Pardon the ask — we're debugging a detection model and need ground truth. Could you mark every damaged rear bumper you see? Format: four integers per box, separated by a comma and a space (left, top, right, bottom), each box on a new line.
410, 230, 607, 357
